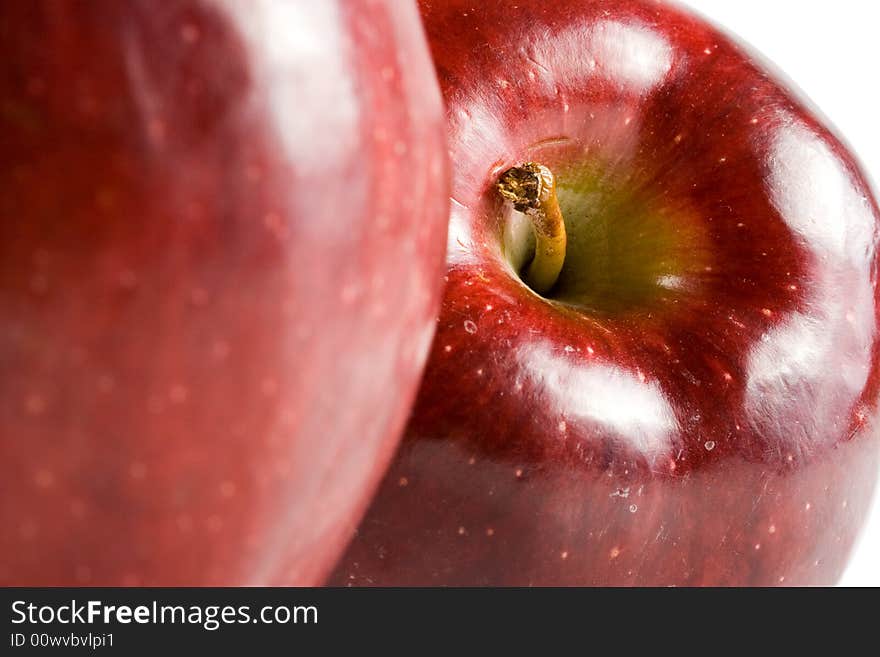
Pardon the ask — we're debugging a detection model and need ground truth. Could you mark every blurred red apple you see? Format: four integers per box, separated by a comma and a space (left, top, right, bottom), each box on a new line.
331, 0, 880, 586
0, 0, 447, 585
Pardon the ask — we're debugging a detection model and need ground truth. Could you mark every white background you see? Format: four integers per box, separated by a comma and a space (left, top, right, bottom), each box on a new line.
681, 0, 880, 586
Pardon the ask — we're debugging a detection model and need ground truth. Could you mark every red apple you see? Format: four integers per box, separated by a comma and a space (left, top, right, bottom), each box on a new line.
0, 0, 447, 585
330, 0, 880, 586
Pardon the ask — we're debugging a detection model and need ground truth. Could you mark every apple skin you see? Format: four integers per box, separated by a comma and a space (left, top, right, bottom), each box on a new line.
330, 0, 880, 586
0, 0, 447, 585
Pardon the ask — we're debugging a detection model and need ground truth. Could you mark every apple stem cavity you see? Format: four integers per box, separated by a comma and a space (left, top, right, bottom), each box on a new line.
497, 163, 567, 295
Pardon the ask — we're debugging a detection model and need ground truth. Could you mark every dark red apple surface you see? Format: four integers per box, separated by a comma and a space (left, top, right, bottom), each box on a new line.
0, 0, 448, 585
331, 0, 880, 586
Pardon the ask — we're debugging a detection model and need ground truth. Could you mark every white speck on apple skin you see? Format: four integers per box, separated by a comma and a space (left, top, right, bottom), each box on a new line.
19, 520, 38, 540
122, 574, 141, 587
34, 469, 54, 488
463, 320, 477, 334
24, 393, 46, 415
70, 499, 86, 519
179, 22, 200, 44
168, 384, 189, 404
147, 117, 166, 143
340, 284, 359, 304
75, 565, 92, 584
189, 287, 209, 306
211, 339, 230, 361
176, 514, 193, 533
97, 374, 115, 393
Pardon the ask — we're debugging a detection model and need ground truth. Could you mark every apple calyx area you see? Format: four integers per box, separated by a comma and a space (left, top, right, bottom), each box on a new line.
497, 162, 567, 295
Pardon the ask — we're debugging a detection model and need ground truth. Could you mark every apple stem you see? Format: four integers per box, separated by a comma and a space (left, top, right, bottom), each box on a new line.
497, 163, 567, 295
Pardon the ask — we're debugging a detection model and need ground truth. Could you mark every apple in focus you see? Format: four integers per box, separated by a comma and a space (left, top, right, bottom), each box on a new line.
330, 0, 880, 585
0, 0, 448, 585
